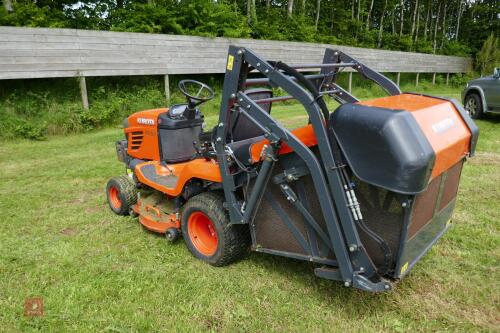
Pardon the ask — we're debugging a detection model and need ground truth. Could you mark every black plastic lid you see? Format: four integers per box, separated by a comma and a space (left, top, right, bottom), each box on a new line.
158, 109, 204, 129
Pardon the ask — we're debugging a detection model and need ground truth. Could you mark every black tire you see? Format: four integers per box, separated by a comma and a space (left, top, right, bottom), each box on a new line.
165, 228, 180, 242
106, 175, 138, 216
181, 192, 250, 266
464, 93, 483, 119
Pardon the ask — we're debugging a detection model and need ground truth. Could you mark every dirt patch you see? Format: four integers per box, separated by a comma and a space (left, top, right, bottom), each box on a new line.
85, 205, 105, 213
69, 197, 86, 204
202, 311, 224, 331
469, 152, 500, 166
60, 228, 77, 236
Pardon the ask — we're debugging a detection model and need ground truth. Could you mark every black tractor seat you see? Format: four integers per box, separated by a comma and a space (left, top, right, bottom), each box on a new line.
227, 136, 265, 166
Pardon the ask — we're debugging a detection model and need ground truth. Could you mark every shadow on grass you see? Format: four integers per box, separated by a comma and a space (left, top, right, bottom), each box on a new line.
108, 191, 415, 311
481, 113, 500, 123
243, 251, 399, 304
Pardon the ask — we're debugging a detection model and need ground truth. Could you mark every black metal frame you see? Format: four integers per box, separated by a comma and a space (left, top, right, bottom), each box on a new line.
215, 46, 402, 292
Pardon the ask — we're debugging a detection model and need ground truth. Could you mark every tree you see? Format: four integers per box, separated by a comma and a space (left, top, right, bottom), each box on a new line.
439, 1, 447, 50
455, 0, 464, 41
432, 1, 441, 53
366, 0, 374, 30
3, 0, 13, 12
315, 0, 321, 32
410, 0, 419, 38
414, 0, 420, 44
398, 0, 404, 36
423, 0, 431, 40
357, 0, 361, 22
378, 0, 388, 47
477, 33, 500, 75
247, 0, 257, 25
287, 0, 294, 18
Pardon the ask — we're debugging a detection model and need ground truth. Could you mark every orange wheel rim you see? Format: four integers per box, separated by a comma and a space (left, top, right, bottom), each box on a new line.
108, 186, 122, 209
187, 211, 218, 256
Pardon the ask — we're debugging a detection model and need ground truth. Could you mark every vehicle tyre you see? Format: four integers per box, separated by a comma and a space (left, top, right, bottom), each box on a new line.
106, 176, 138, 216
181, 192, 250, 266
464, 93, 483, 119
166, 228, 180, 242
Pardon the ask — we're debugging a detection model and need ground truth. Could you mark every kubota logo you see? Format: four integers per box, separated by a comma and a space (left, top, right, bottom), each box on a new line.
432, 117, 455, 134
137, 118, 155, 126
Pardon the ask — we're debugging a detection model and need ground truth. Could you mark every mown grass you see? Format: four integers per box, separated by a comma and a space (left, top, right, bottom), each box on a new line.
0, 88, 498, 332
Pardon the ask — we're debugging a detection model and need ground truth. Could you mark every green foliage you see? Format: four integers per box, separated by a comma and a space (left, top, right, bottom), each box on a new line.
0, 2, 67, 27
459, 0, 500, 55
0, 73, 470, 141
254, 11, 316, 42
441, 40, 472, 57
1, 0, 496, 59
0, 77, 167, 140
449, 72, 477, 88
477, 33, 500, 76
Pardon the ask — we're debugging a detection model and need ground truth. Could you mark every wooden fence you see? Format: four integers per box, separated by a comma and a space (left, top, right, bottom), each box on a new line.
0, 26, 472, 108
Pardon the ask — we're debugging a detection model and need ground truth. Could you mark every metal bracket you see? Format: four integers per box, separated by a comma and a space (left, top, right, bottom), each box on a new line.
273, 166, 310, 184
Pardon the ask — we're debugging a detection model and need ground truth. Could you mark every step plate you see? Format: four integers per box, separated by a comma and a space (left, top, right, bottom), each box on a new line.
139, 164, 179, 189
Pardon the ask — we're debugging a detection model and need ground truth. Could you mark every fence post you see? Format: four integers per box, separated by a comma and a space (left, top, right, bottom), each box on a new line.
164, 74, 170, 101
446, 73, 450, 86
79, 76, 89, 110
432, 73, 436, 85
415, 73, 420, 87
396, 72, 401, 86
348, 72, 353, 93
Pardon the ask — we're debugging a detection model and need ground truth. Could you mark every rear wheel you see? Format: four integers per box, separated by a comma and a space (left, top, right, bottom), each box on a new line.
464, 93, 483, 119
181, 192, 250, 266
106, 176, 137, 215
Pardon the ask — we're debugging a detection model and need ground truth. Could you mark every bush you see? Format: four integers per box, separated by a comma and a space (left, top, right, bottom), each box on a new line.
0, 76, 168, 140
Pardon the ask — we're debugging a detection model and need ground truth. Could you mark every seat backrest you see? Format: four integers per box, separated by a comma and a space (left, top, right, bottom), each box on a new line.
231, 88, 273, 141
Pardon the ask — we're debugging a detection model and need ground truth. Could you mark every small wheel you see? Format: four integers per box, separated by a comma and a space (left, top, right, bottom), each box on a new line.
129, 208, 139, 218
106, 176, 137, 216
181, 192, 250, 266
464, 93, 482, 119
166, 228, 180, 242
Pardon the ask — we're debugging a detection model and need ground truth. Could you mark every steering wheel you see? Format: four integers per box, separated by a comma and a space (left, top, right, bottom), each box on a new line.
178, 80, 215, 109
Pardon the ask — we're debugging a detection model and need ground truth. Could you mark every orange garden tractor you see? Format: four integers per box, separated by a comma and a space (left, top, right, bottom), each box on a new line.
106, 46, 478, 292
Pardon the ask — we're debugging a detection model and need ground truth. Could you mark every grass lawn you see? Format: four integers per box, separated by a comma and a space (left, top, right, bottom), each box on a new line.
0, 88, 499, 332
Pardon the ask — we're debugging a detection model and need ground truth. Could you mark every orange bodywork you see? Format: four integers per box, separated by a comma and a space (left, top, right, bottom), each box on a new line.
248, 124, 318, 163
360, 94, 472, 178
125, 108, 167, 161
134, 159, 222, 196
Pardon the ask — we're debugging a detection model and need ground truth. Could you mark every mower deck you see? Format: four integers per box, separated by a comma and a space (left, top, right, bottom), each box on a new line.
132, 191, 179, 233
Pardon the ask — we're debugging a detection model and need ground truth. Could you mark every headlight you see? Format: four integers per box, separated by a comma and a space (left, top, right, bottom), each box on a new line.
465, 83, 469, 88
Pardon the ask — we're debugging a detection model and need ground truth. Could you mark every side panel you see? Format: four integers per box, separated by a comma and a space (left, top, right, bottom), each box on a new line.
394, 161, 464, 278
125, 108, 167, 161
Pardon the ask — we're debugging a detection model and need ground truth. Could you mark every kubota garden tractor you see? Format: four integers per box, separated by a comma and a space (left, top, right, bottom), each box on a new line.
106, 46, 478, 292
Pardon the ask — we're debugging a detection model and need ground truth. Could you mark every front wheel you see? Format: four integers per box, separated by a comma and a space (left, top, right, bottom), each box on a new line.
181, 192, 250, 266
106, 176, 137, 216
464, 93, 483, 119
